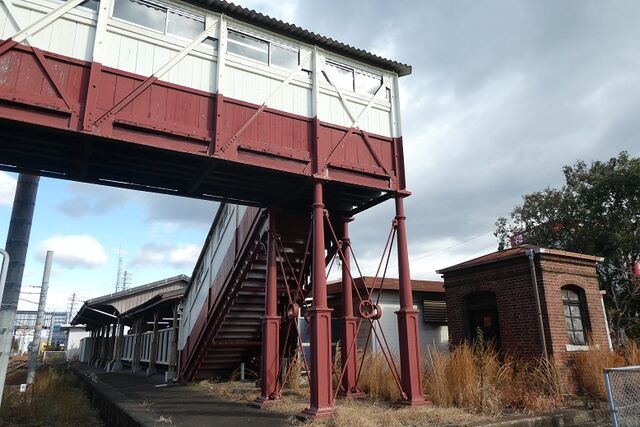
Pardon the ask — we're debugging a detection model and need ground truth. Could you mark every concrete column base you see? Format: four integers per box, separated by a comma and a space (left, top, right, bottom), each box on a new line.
396, 308, 428, 406
146, 367, 158, 376
131, 365, 142, 374
111, 361, 124, 372
105, 360, 115, 372
165, 370, 176, 382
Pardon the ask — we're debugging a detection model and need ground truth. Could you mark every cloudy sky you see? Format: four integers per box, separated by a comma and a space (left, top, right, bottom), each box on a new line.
1, 0, 639, 314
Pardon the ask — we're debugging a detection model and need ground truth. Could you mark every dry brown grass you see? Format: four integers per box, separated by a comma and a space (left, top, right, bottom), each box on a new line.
0, 368, 103, 426
317, 400, 488, 427
574, 345, 625, 400
192, 379, 261, 402
621, 340, 640, 365
356, 352, 401, 401
496, 355, 564, 413
423, 339, 564, 415
194, 379, 488, 426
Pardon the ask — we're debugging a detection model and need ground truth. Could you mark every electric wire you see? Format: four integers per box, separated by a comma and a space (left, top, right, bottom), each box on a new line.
409, 228, 495, 262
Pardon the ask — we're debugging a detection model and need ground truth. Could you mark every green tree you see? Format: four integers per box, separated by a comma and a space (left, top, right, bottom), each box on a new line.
495, 151, 640, 341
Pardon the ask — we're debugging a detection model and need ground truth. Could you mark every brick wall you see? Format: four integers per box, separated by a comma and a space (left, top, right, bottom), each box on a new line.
442, 249, 609, 393
538, 254, 609, 390
444, 256, 546, 358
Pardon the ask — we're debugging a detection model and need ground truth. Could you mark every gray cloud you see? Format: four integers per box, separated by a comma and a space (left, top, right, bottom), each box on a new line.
52, 1, 640, 279
56, 182, 128, 217
56, 181, 218, 229
131, 242, 201, 270
279, 0, 640, 276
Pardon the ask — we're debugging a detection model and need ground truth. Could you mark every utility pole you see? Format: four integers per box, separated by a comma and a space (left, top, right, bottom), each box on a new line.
27, 251, 53, 385
67, 293, 77, 324
123, 270, 132, 291
0, 174, 40, 405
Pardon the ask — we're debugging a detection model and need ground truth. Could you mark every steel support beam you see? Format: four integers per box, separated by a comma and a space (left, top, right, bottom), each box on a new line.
166, 303, 179, 382
298, 181, 334, 419
110, 321, 125, 372
147, 311, 160, 376
253, 217, 281, 407
131, 319, 143, 374
394, 196, 428, 406
338, 218, 364, 398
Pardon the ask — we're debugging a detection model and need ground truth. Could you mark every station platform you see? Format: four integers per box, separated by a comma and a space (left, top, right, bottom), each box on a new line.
71, 365, 288, 427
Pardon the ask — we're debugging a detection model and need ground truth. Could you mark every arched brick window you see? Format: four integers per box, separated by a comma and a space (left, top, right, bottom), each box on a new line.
562, 286, 588, 346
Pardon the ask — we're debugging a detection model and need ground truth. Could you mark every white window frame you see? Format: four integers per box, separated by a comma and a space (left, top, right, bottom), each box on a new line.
226, 27, 300, 71
324, 58, 385, 99
109, 0, 215, 49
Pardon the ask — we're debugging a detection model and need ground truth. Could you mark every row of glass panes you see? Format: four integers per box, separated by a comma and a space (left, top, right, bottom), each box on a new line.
112, 0, 215, 46
77, 0, 384, 97
227, 29, 298, 70
325, 60, 383, 96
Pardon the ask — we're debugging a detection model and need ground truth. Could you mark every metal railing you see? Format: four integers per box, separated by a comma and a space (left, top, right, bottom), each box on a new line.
604, 365, 640, 427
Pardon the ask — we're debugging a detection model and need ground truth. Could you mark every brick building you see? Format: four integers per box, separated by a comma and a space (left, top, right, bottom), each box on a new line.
437, 245, 611, 390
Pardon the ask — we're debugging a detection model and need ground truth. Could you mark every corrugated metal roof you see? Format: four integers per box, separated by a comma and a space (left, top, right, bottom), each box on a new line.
327, 276, 444, 294
436, 245, 603, 274
84, 274, 189, 306
184, 0, 412, 76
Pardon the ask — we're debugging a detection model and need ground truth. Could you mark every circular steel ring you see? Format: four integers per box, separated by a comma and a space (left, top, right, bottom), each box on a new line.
358, 300, 375, 319
286, 303, 300, 320
372, 304, 382, 320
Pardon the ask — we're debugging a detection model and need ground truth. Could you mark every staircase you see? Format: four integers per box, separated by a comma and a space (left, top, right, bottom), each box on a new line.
182, 209, 311, 381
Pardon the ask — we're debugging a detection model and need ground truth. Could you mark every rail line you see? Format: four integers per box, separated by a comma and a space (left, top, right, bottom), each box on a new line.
6, 360, 28, 375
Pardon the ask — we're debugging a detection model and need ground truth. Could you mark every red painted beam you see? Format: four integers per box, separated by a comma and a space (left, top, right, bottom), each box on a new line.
394, 196, 429, 406
298, 182, 335, 420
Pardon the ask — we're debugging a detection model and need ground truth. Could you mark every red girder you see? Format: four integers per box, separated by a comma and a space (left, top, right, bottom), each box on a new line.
0, 40, 405, 208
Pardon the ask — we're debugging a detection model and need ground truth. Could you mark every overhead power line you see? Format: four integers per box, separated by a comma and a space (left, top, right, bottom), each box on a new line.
410, 228, 495, 262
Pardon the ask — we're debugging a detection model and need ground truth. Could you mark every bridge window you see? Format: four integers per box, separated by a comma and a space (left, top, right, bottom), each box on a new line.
356, 69, 383, 95
325, 60, 383, 96
112, 0, 215, 47
113, 0, 166, 32
227, 30, 269, 63
227, 29, 299, 70
271, 43, 299, 70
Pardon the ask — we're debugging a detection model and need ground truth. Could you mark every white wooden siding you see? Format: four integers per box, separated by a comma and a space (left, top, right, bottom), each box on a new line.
317, 89, 392, 137
179, 204, 246, 351
222, 59, 312, 117
102, 20, 217, 92
1, 0, 97, 62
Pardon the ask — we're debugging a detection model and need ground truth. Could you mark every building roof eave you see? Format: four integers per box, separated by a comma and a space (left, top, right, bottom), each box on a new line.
185, 0, 412, 76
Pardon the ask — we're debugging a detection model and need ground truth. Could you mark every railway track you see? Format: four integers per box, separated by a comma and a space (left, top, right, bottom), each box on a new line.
6, 360, 28, 375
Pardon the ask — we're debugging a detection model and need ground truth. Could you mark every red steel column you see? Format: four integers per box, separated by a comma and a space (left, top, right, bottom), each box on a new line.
299, 181, 334, 419
338, 218, 363, 398
253, 215, 281, 407
394, 196, 428, 405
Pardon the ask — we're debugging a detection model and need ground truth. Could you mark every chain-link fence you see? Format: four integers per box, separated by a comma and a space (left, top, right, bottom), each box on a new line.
604, 366, 640, 427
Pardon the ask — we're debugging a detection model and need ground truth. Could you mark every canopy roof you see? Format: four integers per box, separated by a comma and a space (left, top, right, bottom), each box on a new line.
72, 275, 188, 328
